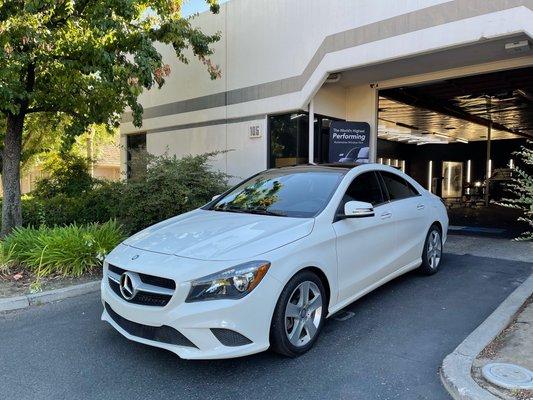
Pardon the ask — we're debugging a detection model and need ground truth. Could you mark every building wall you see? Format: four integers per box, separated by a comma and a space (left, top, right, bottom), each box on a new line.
145, 117, 267, 182
121, 0, 533, 178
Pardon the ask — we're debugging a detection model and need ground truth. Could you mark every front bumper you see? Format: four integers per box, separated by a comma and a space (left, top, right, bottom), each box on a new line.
101, 271, 282, 360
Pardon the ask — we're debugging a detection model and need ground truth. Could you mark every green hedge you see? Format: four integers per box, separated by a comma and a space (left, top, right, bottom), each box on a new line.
20, 182, 120, 228
7, 152, 230, 234
0, 153, 230, 278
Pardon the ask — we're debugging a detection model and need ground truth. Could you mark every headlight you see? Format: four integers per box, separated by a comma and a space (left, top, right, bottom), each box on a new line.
185, 260, 271, 302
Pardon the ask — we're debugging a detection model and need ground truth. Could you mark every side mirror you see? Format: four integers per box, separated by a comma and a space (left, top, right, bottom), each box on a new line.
211, 194, 221, 201
338, 153, 344, 157
339, 200, 374, 219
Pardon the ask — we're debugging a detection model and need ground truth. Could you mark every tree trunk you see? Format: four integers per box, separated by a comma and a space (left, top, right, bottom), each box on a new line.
1, 113, 24, 236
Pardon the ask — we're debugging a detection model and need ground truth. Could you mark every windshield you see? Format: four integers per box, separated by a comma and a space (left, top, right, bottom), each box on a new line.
210, 169, 344, 218
345, 148, 356, 158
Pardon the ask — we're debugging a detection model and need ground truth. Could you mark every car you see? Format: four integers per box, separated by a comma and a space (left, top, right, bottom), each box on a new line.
101, 163, 448, 359
338, 146, 370, 163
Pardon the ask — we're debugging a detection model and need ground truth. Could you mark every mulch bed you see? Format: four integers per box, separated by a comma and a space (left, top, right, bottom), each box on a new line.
0, 267, 101, 298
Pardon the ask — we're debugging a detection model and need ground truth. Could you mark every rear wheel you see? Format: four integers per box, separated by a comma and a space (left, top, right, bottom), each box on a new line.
419, 224, 443, 275
270, 270, 326, 357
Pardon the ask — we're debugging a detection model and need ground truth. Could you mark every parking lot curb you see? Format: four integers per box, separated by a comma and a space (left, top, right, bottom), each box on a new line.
0, 280, 100, 312
440, 273, 533, 400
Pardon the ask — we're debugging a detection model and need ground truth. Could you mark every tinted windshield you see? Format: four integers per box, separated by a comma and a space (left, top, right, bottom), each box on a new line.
345, 148, 356, 158
210, 169, 344, 218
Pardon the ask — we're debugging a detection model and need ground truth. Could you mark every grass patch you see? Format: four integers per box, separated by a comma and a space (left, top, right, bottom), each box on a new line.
1, 220, 125, 277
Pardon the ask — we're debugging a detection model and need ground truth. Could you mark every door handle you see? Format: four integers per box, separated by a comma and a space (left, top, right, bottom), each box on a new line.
416, 204, 425, 210
380, 212, 392, 220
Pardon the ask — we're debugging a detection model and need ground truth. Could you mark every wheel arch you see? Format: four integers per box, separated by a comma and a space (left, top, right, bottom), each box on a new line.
431, 220, 443, 234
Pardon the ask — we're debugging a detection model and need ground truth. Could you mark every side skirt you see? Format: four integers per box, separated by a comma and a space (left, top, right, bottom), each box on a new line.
327, 259, 421, 317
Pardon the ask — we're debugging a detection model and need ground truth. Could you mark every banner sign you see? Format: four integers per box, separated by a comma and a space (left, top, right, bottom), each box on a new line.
328, 121, 371, 163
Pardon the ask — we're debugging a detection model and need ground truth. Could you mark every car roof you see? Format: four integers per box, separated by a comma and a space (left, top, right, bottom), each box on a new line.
272, 163, 362, 173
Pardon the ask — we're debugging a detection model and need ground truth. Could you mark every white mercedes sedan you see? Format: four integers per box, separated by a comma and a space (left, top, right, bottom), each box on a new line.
101, 163, 448, 359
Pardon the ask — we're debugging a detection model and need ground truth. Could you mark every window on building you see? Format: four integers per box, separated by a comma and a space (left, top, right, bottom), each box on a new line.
126, 133, 147, 180
269, 113, 309, 168
340, 172, 385, 209
380, 171, 419, 200
268, 113, 344, 167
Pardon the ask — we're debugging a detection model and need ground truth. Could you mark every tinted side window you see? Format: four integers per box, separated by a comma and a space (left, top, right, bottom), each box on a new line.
380, 172, 419, 201
341, 172, 384, 207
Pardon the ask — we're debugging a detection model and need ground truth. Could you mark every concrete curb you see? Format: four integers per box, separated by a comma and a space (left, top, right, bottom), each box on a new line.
440, 273, 533, 400
0, 280, 100, 312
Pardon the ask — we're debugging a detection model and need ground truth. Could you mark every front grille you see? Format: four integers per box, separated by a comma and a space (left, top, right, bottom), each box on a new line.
108, 264, 175, 289
211, 328, 253, 347
105, 303, 197, 348
107, 264, 175, 307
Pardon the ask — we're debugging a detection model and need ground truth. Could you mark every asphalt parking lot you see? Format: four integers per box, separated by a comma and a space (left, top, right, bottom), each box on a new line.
1, 252, 531, 400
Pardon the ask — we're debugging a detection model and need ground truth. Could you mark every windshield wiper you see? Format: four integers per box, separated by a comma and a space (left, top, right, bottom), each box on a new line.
213, 205, 286, 217
213, 205, 249, 214
245, 208, 287, 217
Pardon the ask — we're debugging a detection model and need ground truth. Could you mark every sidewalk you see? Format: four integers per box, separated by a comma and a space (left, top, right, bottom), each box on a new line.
473, 296, 532, 399
441, 274, 533, 400
445, 235, 533, 263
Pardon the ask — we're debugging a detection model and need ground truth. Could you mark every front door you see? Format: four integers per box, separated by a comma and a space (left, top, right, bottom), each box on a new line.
333, 171, 396, 302
379, 171, 429, 269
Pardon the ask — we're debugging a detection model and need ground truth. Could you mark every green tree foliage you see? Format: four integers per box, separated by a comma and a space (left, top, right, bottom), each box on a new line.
498, 141, 532, 241
0, 112, 68, 170
0, 0, 221, 235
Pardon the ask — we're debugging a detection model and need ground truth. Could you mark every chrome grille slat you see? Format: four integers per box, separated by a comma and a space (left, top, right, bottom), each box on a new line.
108, 270, 121, 283
137, 282, 174, 296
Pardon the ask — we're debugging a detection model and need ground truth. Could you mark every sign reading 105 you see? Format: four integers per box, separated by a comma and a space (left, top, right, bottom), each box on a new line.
249, 124, 262, 138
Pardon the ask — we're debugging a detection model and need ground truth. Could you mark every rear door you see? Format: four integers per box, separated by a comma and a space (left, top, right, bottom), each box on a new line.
378, 171, 428, 269
333, 171, 396, 302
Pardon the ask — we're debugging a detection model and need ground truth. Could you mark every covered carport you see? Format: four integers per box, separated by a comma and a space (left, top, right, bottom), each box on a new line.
377, 66, 533, 236
301, 32, 533, 236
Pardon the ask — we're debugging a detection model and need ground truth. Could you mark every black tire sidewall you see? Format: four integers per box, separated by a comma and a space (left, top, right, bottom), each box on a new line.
270, 270, 326, 357
420, 225, 442, 275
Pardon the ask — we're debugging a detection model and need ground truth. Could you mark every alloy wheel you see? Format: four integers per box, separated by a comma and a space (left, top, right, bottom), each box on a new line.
427, 230, 442, 269
284, 281, 323, 347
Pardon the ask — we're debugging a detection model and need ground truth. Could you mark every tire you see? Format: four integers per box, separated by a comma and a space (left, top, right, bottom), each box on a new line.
418, 224, 443, 275
270, 270, 326, 357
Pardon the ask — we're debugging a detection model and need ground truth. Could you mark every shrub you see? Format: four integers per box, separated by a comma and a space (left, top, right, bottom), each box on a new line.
116, 152, 230, 233
0, 241, 17, 273
1, 152, 230, 234
20, 181, 123, 228
32, 154, 97, 198
497, 141, 533, 241
2, 221, 125, 277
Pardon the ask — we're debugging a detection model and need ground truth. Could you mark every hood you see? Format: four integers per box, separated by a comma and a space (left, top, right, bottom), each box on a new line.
123, 209, 314, 261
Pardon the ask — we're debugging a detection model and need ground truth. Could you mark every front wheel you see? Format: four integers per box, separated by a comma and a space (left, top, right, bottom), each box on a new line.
270, 271, 326, 357
419, 224, 443, 275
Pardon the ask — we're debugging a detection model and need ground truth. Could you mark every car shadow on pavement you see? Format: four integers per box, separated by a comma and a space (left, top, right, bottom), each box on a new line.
2, 253, 531, 400
94, 254, 531, 399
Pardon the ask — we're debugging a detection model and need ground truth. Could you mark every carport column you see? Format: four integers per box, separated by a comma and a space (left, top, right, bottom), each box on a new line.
485, 120, 492, 206
346, 84, 379, 162
308, 98, 314, 164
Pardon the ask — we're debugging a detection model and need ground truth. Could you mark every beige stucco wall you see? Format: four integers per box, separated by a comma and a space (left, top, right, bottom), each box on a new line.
120, 0, 533, 178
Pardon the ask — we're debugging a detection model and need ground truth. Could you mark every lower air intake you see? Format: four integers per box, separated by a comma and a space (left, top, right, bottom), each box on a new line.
105, 303, 197, 348
211, 328, 253, 347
